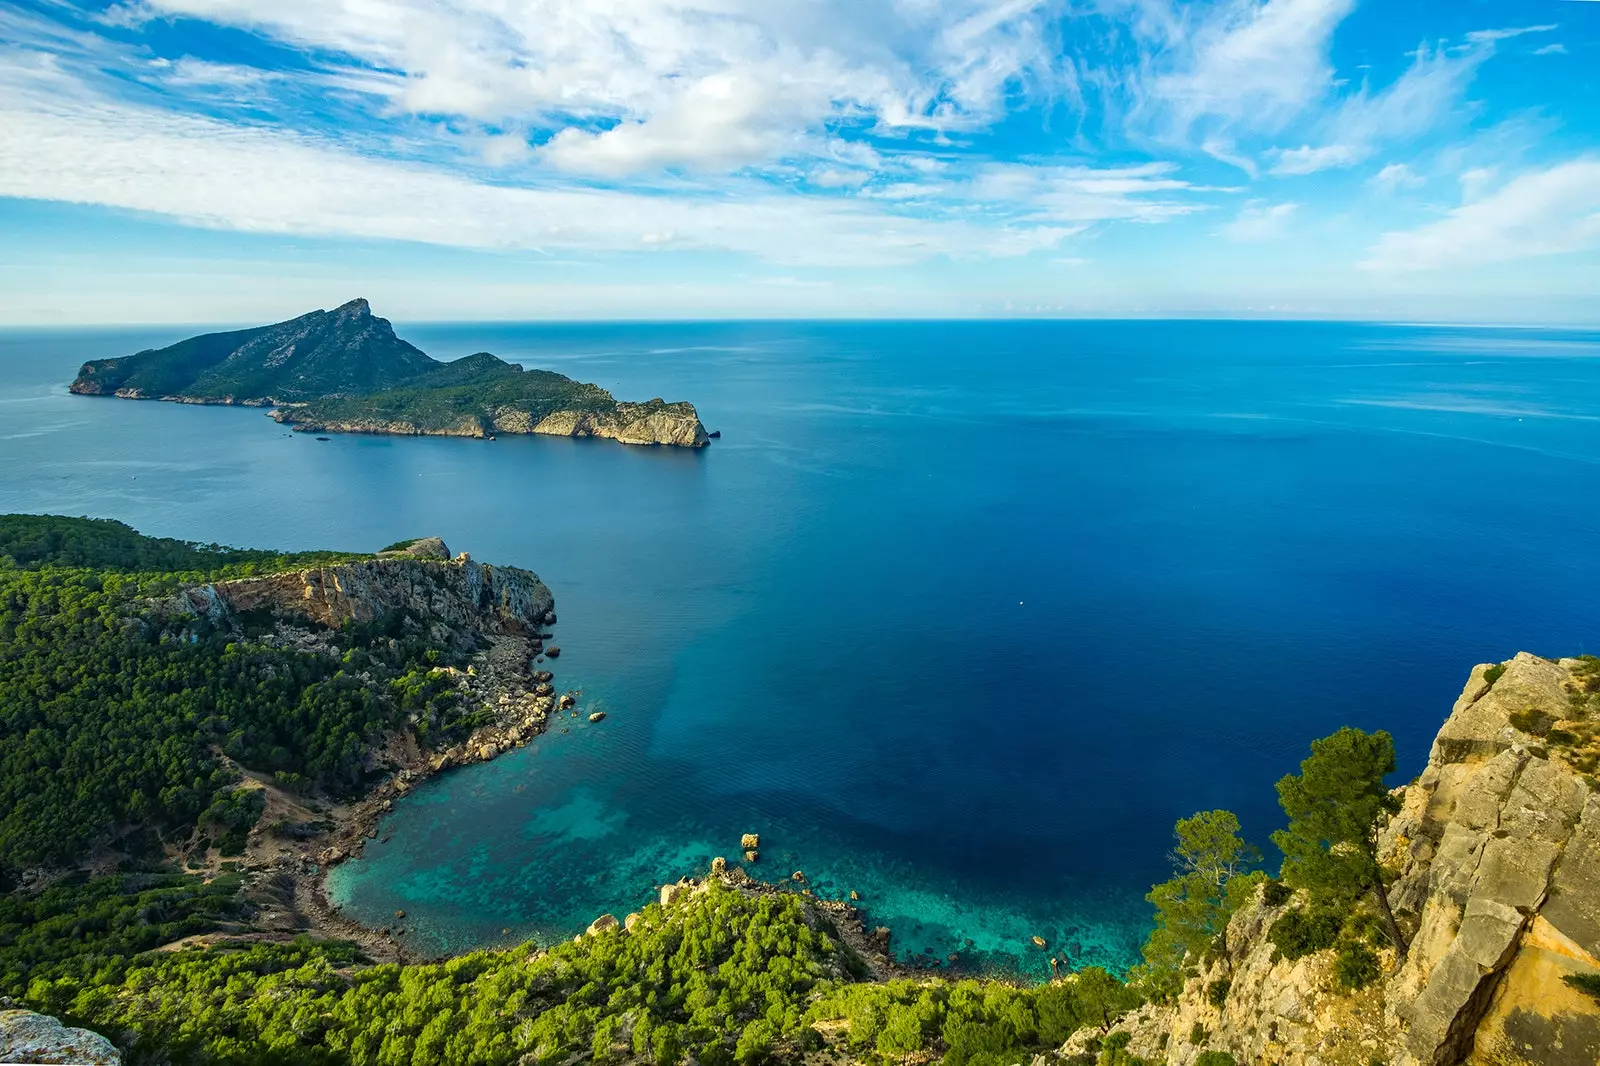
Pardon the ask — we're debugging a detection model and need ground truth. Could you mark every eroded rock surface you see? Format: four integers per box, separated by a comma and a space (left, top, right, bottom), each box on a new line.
1085, 653, 1600, 1066
0, 1009, 120, 1065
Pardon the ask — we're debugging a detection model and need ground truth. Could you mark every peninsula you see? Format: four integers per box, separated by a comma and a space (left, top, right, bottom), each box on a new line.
68, 298, 710, 447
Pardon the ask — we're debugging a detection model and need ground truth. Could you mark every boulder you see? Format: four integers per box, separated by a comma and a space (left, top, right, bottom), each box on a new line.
589, 711, 607, 723
624, 912, 642, 933
710, 856, 728, 876
741, 833, 761, 850
792, 870, 806, 883
560, 694, 576, 709
1031, 935, 1047, 949
586, 914, 619, 936
545, 646, 561, 658
849, 890, 861, 901
744, 850, 760, 863
0, 1009, 121, 1065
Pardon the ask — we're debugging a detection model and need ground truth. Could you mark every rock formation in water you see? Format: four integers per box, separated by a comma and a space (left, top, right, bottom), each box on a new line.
1073, 652, 1600, 1066
69, 298, 709, 448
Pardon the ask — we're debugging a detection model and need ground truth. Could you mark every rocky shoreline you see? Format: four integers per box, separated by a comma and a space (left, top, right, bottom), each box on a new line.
270, 399, 710, 448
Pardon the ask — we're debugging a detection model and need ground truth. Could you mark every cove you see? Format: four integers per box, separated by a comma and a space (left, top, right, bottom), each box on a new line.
4, 320, 1600, 977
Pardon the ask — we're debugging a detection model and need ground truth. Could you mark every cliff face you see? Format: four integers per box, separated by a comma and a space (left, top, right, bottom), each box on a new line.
0, 1009, 120, 1066
1099, 653, 1600, 1066
172, 539, 554, 642
272, 398, 710, 448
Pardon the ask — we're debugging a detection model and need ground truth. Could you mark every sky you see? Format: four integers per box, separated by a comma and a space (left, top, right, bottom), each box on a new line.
0, 0, 1597, 324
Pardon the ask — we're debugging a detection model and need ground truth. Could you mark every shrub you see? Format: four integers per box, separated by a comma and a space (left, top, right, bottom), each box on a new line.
1188, 1022, 1207, 1045
1206, 978, 1231, 1007
1482, 663, 1506, 687
1261, 879, 1293, 907
1195, 1053, 1238, 1066
1335, 939, 1381, 990
1509, 709, 1554, 736
1567, 973, 1600, 1003
1269, 906, 1344, 961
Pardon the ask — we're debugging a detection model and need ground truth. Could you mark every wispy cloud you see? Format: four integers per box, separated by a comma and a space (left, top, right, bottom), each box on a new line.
1270, 143, 1363, 175
1363, 159, 1600, 271
1219, 200, 1297, 242
1368, 162, 1425, 192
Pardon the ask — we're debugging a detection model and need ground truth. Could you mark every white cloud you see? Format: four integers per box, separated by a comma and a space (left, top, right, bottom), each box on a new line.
0, 53, 1219, 266
1369, 163, 1424, 192
1148, 0, 1357, 138
104, 0, 1077, 177
1363, 159, 1600, 271
1270, 143, 1364, 176
1533, 44, 1568, 56
1220, 200, 1297, 242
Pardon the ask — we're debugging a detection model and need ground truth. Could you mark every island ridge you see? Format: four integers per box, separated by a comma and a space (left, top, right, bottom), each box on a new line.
68, 298, 710, 448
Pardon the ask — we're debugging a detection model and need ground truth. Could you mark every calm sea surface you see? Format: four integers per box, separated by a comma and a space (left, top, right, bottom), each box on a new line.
3, 320, 1599, 976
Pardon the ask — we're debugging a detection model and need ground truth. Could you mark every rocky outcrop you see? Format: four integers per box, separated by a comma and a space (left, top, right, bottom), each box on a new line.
275, 399, 710, 448
1096, 653, 1600, 1066
524, 402, 709, 448
172, 541, 552, 641
0, 1009, 120, 1065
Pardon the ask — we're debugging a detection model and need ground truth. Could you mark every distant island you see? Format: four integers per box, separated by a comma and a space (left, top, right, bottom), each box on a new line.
68, 298, 710, 448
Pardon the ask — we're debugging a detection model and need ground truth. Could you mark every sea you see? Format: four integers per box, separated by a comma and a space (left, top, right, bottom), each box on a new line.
3, 319, 1598, 978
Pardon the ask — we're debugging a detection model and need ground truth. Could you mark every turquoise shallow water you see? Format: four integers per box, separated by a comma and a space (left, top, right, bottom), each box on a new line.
4, 320, 1600, 977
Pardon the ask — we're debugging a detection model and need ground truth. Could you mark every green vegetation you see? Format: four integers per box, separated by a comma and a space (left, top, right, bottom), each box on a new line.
1193, 1053, 1238, 1066
68, 301, 676, 436
1334, 939, 1381, 991
809, 966, 1137, 1066
0, 513, 358, 574
293, 362, 625, 434
1567, 972, 1600, 1003
71, 301, 436, 402
1138, 810, 1261, 998
19, 884, 1126, 1066
1482, 663, 1506, 687
0, 515, 467, 878
0, 874, 245, 999
1268, 905, 1343, 961
1095, 1030, 1155, 1066
1273, 728, 1409, 959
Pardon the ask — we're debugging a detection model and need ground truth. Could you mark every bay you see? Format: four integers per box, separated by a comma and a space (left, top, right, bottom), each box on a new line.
3, 319, 1599, 977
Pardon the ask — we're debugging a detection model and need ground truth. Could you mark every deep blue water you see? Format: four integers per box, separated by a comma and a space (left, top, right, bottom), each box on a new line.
3, 320, 1599, 977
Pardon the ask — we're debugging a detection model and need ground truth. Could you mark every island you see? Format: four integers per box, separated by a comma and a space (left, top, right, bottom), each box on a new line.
2, 514, 1597, 1066
68, 298, 710, 448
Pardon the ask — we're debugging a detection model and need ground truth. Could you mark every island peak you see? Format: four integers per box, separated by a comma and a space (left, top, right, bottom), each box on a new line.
68, 300, 709, 448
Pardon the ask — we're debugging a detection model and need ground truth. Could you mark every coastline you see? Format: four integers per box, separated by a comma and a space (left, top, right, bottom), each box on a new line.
68, 383, 710, 448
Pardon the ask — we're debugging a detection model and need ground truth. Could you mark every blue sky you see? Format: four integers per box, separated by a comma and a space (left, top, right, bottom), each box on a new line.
1, 0, 1597, 323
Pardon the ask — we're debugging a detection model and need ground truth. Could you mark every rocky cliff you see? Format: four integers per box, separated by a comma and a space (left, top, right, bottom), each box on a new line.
0, 1009, 120, 1065
274, 397, 710, 448
172, 537, 554, 642
1090, 653, 1600, 1066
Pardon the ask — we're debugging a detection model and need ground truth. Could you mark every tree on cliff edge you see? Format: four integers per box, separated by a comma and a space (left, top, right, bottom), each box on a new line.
1141, 810, 1261, 996
1273, 727, 1410, 960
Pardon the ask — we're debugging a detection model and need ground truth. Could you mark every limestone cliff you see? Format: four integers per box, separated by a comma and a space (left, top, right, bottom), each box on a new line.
0, 1009, 120, 1065
274, 397, 710, 448
172, 538, 554, 641
1091, 653, 1600, 1066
